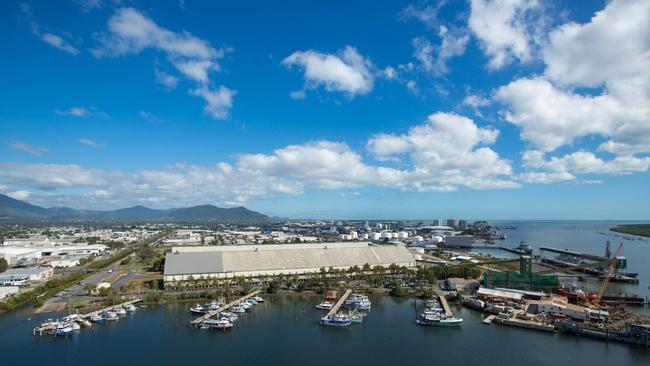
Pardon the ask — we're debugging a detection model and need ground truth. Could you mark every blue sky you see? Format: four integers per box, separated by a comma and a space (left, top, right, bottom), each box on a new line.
1, 0, 649, 220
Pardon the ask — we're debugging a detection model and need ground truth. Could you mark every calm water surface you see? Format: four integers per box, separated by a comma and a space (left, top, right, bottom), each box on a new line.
473, 220, 650, 300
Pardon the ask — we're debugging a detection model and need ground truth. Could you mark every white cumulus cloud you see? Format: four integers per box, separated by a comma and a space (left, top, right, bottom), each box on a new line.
282, 46, 375, 97
468, 0, 548, 69
93, 8, 234, 119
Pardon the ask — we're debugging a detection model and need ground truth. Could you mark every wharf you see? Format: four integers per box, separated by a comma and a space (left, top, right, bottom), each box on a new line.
325, 289, 352, 318
483, 315, 496, 325
81, 299, 142, 320
493, 317, 555, 332
190, 290, 261, 326
438, 294, 453, 317
33, 298, 142, 335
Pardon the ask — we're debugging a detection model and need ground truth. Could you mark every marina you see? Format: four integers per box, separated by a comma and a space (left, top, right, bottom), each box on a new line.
3, 295, 648, 366
190, 291, 263, 330
32, 299, 142, 336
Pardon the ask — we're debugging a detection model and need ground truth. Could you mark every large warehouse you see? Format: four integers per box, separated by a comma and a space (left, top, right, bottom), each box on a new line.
163, 242, 415, 283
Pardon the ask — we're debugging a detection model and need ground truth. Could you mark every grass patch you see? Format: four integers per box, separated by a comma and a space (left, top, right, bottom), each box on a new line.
610, 224, 650, 238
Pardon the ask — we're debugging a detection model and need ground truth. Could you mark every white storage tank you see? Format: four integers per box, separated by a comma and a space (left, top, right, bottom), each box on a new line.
397, 231, 408, 239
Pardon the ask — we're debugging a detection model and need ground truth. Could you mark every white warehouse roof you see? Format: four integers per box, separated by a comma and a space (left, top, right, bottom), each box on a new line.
164, 242, 414, 280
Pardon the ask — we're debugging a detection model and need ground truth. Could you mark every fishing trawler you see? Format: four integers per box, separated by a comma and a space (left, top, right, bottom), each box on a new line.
320, 313, 352, 327
416, 299, 463, 327
344, 294, 371, 310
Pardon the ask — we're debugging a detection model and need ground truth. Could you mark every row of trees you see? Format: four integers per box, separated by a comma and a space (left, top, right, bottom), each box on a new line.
163, 263, 481, 296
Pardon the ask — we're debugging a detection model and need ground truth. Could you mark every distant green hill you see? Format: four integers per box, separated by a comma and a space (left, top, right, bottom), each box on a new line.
610, 224, 650, 238
0, 194, 270, 223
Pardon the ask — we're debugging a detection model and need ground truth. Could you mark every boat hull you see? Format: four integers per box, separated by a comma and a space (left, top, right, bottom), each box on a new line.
416, 319, 463, 327
320, 319, 352, 327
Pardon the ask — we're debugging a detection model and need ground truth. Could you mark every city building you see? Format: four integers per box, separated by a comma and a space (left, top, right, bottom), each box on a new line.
0, 267, 53, 286
0, 247, 42, 266
163, 242, 415, 283
0, 286, 19, 300
447, 219, 460, 228
444, 235, 475, 247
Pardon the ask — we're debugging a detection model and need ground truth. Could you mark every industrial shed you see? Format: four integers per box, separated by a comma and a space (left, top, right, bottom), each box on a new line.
163, 242, 415, 283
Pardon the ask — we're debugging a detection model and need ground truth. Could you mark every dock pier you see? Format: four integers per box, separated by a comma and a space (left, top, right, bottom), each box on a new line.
438, 294, 453, 317
190, 290, 261, 326
80, 299, 142, 320
33, 298, 142, 335
324, 289, 352, 318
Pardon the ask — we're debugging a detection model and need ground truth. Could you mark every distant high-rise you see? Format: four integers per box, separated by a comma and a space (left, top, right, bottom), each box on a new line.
447, 219, 460, 228
432, 219, 442, 226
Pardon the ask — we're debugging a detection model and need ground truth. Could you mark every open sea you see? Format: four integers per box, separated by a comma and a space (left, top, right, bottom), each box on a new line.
1, 220, 649, 365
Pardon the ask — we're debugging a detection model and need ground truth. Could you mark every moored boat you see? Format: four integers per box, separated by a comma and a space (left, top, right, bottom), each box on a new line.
90, 314, 104, 323
251, 295, 264, 303
416, 313, 463, 327
316, 301, 334, 310
53, 322, 75, 336
190, 304, 206, 314
199, 318, 233, 330
320, 313, 352, 327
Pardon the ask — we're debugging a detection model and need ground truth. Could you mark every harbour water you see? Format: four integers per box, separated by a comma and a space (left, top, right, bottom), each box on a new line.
1, 295, 649, 365
472, 220, 650, 301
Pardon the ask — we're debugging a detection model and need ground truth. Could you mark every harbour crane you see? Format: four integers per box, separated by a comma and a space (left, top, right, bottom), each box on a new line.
592, 241, 624, 307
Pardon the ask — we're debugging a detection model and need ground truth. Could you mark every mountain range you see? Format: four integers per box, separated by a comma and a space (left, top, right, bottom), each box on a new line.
0, 194, 270, 223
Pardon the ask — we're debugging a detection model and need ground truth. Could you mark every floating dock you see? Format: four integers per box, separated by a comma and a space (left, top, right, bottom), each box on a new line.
190, 290, 261, 326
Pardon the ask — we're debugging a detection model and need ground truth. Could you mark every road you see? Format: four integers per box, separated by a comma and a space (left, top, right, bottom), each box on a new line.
34, 233, 169, 312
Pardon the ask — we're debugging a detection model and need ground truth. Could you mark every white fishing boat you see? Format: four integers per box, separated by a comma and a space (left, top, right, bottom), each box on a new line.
219, 312, 238, 322
54, 322, 75, 336
320, 313, 352, 327
125, 304, 137, 312
231, 305, 246, 313
344, 294, 372, 310
190, 304, 206, 314
90, 314, 104, 323
416, 313, 463, 327
199, 318, 233, 330
114, 307, 127, 316
102, 310, 118, 321
251, 295, 264, 303
316, 301, 334, 310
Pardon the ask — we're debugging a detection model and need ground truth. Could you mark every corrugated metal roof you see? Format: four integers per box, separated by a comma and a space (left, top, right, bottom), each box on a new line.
164, 244, 414, 276
164, 251, 223, 276
477, 287, 523, 300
